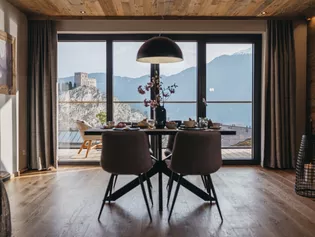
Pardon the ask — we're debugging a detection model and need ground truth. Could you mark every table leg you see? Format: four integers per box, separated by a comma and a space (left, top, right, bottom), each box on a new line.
158, 135, 163, 212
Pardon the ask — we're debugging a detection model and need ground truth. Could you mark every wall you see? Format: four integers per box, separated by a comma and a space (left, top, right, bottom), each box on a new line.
294, 21, 307, 151
0, 0, 27, 174
56, 19, 266, 33
308, 18, 315, 133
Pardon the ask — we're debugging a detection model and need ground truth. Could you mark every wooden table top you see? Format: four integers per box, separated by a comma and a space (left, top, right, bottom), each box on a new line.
85, 128, 236, 136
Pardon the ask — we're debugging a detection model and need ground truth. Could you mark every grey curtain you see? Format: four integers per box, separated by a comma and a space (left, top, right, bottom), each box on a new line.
27, 21, 57, 170
264, 20, 296, 169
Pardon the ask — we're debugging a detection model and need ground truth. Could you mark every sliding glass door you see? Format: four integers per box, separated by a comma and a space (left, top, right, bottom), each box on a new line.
57, 41, 106, 162
206, 44, 253, 160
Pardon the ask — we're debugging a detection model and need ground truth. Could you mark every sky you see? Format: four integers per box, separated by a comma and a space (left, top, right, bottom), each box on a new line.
58, 42, 252, 79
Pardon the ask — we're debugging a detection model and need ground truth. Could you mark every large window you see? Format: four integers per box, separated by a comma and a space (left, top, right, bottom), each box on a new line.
57, 34, 261, 164
160, 42, 197, 121
57, 42, 106, 161
206, 44, 253, 159
113, 42, 150, 122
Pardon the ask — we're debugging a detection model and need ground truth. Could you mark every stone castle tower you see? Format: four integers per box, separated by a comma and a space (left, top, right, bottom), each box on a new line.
74, 72, 96, 88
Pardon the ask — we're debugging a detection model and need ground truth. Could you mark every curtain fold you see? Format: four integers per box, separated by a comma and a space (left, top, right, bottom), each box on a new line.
264, 20, 296, 169
27, 20, 57, 170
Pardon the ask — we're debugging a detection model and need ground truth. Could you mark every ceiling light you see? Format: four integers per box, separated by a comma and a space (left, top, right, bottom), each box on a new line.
261, 11, 266, 15
136, 36, 183, 64
80, 10, 86, 14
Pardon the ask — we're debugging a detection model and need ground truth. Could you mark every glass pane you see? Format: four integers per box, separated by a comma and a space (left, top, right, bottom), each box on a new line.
113, 42, 150, 101
113, 102, 150, 123
164, 103, 197, 121
57, 42, 106, 161
206, 103, 252, 158
160, 42, 197, 101
206, 44, 253, 101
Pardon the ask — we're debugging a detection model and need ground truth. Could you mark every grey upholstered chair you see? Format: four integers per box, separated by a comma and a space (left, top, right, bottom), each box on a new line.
98, 131, 154, 221
167, 131, 223, 222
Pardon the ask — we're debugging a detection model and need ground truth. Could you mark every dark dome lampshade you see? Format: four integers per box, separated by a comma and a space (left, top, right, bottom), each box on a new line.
136, 36, 183, 63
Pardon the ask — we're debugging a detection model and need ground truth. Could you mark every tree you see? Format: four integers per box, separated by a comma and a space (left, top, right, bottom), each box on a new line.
96, 111, 107, 125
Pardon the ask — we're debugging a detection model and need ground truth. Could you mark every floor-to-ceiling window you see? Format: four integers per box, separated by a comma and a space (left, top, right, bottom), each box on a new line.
206, 44, 253, 160
113, 42, 150, 122
57, 34, 261, 164
57, 41, 106, 162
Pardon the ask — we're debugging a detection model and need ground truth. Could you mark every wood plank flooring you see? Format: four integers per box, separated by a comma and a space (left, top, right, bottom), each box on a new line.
4, 166, 315, 237
58, 149, 252, 162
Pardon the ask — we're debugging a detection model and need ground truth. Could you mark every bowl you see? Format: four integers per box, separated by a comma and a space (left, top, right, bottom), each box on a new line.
184, 120, 196, 128
166, 122, 177, 129
171, 120, 182, 127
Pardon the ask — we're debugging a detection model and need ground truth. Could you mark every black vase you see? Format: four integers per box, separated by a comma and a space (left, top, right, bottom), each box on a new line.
155, 105, 166, 129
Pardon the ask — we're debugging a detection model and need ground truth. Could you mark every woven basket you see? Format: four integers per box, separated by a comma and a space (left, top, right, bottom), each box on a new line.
295, 135, 315, 197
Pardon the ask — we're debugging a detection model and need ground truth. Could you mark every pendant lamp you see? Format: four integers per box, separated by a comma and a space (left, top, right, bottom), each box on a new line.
136, 36, 183, 63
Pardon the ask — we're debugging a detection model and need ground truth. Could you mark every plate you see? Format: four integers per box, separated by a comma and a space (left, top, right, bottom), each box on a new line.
112, 127, 125, 130
179, 127, 206, 130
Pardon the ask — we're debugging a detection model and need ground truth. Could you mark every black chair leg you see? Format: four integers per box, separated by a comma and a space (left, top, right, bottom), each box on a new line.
145, 173, 153, 206
204, 175, 212, 205
139, 175, 152, 222
168, 175, 182, 221
113, 174, 118, 190
201, 175, 207, 190
98, 174, 115, 220
108, 175, 116, 205
207, 174, 223, 222
167, 172, 174, 208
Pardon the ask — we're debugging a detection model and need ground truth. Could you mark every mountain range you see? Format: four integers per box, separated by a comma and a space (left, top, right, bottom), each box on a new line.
58, 49, 253, 126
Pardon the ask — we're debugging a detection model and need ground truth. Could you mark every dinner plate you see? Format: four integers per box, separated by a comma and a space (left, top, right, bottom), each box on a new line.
113, 127, 140, 131
179, 127, 206, 130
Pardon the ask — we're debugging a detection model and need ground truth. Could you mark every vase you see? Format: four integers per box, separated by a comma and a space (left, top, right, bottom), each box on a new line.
155, 105, 166, 129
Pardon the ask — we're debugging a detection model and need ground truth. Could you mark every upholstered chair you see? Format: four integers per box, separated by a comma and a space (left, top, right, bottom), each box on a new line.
167, 131, 223, 222
98, 131, 154, 221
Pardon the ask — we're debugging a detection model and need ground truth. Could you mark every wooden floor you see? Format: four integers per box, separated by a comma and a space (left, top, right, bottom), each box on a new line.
5, 166, 315, 237
58, 148, 252, 162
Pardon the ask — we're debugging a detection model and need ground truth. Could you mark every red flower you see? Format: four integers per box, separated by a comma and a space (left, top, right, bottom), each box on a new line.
144, 99, 151, 107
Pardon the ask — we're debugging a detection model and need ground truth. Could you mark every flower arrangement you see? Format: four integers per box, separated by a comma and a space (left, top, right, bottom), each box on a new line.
137, 70, 178, 108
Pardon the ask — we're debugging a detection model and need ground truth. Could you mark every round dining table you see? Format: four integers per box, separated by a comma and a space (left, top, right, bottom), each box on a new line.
85, 128, 236, 212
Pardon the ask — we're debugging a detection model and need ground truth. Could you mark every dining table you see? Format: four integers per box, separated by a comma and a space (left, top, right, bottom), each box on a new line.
85, 127, 236, 212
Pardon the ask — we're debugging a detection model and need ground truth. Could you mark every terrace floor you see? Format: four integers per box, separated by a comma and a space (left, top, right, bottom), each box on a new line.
58, 148, 252, 163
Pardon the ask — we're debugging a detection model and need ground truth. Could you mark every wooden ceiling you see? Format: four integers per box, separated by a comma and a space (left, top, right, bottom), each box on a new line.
6, 0, 315, 18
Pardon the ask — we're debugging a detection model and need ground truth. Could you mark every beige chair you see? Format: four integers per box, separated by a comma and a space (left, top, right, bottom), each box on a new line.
76, 120, 102, 158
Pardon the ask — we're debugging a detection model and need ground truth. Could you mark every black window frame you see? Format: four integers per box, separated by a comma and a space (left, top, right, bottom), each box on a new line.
58, 33, 262, 165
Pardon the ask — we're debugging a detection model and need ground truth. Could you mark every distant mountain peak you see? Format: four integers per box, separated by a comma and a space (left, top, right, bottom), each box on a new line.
233, 48, 252, 55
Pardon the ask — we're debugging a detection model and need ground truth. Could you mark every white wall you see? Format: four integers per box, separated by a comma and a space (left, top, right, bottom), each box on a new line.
0, 0, 28, 174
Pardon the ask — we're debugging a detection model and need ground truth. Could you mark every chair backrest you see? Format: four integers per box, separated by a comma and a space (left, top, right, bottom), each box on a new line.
76, 120, 92, 139
100, 131, 153, 175
170, 131, 222, 175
